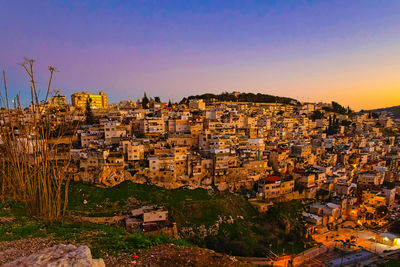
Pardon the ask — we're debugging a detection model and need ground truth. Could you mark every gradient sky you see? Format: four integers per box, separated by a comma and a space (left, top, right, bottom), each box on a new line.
1, 0, 400, 110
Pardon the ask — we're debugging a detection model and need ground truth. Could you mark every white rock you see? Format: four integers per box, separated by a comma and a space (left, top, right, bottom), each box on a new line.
2, 244, 105, 267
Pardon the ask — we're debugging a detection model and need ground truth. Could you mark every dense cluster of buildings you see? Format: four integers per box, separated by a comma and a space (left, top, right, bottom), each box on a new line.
2, 91, 400, 234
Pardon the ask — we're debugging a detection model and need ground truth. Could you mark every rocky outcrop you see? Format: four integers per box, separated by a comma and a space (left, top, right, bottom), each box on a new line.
0, 238, 55, 266
97, 166, 127, 188
129, 170, 214, 190
2, 244, 105, 267
74, 215, 126, 225
0, 217, 14, 224
181, 215, 245, 238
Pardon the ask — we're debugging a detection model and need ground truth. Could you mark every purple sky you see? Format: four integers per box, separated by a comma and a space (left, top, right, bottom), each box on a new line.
1, 0, 400, 109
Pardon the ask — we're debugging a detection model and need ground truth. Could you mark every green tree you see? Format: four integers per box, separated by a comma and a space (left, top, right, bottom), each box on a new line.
154, 96, 161, 103
85, 98, 95, 125
371, 112, 379, 119
310, 110, 324, 121
341, 120, 352, 127
142, 92, 149, 109
183, 92, 298, 105
331, 101, 347, 114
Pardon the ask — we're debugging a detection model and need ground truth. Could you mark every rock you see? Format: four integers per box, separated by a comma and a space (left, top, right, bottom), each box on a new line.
97, 166, 126, 187
0, 217, 15, 224
2, 244, 105, 267
125, 197, 139, 207
217, 182, 229, 191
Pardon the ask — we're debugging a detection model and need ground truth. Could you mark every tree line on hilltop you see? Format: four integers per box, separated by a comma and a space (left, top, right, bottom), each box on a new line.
180, 92, 299, 105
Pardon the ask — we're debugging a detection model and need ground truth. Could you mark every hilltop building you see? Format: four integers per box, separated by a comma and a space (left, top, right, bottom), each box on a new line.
49, 94, 67, 107
71, 91, 108, 109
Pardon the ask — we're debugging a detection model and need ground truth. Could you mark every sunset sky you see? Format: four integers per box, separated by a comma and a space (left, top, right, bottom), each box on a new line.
1, 0, 400, 110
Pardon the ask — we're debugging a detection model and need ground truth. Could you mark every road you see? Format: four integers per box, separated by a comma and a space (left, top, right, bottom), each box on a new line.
312, 227, 397, 254
239, 225, 398, 266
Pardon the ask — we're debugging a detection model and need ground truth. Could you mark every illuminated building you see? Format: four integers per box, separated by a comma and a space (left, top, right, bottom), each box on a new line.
48, 94, 67, 107
71, 91, 108, 109
362, 190, 386, 208
189, 99, 206, 110
377, 232, 400, 247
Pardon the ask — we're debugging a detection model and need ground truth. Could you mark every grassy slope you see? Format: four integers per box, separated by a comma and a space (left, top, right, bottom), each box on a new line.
68, 181, 257, 227
67, 181, 311, 257
0, 203, 189, 259
0, 181, 311, 259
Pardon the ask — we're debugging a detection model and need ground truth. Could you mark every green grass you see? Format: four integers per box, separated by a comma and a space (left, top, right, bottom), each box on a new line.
274, 234, 316, 255
1, 182, 311, 258
0, 218, 45, 241
0, 202, 28, 217
67, 182, 310, 257
0, 216, 191, 258
261, 200, 312, 255
265, 200, 307, 230
204, 220, 267, 256
68, 181, 257, 227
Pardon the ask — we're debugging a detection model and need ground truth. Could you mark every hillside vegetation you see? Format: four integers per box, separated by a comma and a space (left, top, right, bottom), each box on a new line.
180, 92, 298, 105
369, 105, 400, 119
0, 203, 189, 265
68, 181, 256, 227
1, 181, 312, 260
67, 181, 313, 257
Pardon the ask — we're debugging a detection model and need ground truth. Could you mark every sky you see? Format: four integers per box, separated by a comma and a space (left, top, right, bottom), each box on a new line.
1, 0, 400, 110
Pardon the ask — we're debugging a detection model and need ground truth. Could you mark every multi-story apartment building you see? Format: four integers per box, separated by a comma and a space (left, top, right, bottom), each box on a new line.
71, 91, 108, 109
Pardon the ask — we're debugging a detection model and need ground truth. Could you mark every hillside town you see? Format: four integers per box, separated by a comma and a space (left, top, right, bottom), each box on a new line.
2, 90, 400, 265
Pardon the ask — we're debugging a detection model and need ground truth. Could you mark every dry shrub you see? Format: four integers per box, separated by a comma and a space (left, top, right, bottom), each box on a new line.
0, 58, 74, 221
